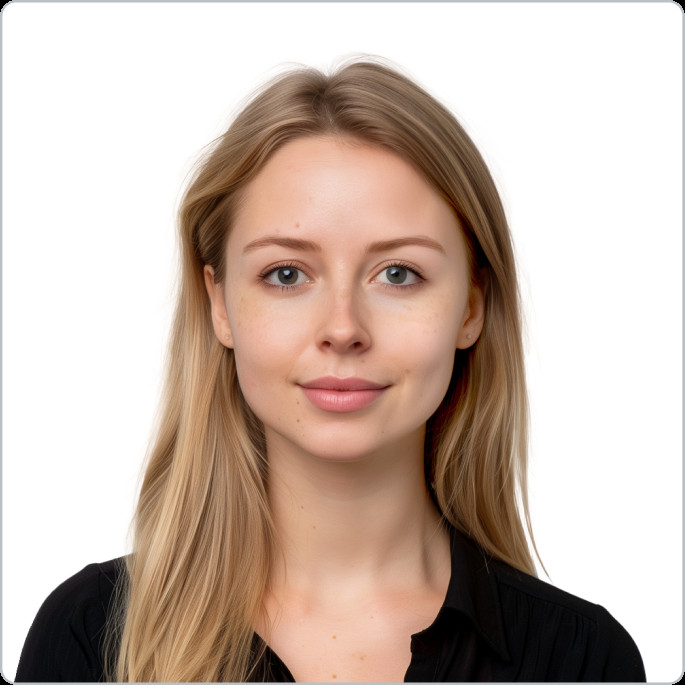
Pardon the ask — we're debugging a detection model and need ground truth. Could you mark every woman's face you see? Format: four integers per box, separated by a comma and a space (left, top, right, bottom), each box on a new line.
205, 136, 484, 463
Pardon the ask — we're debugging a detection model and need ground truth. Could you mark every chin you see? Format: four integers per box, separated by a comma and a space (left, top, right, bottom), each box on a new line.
265, 422, 427, 467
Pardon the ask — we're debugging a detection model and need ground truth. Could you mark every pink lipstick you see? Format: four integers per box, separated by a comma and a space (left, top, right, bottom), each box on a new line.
298, 377, 389, 413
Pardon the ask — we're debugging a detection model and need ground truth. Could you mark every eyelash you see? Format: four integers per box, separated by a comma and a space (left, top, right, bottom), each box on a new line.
258, 260, 425, 291
374, 260, 425, 290
258, 261, 311, 291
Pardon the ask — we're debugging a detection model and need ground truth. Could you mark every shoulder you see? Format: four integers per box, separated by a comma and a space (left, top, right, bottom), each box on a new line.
490, 559, 645, 681
16, 557, 126, 682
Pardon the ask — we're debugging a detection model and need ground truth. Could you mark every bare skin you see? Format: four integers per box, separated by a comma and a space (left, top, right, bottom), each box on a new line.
258, 429, 451, 682
205, 136, 484, 681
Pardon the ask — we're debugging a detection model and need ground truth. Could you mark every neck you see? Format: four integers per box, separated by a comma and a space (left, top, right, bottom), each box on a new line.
265, 429, 448, 599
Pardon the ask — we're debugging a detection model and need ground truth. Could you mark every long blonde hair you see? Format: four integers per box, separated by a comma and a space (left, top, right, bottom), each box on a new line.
112, 58, 535, 682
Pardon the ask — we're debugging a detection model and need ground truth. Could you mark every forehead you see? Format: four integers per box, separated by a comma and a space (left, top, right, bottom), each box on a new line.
228, 136, 464, 254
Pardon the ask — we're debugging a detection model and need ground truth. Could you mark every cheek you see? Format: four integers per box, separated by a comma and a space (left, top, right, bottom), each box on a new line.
405, 331, 457, 404
227, 298, 304, 398
392, 290, 464, 353
387, 296, 463, 408
385, 309, 458, 406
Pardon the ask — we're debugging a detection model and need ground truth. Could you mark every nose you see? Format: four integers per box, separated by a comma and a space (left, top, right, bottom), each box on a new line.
316, 284, 371, 354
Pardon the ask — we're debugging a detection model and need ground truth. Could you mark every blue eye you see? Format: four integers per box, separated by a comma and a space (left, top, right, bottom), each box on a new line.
262, 265, 309, 288
376, 264, 422, 287
385, 266, 408, 284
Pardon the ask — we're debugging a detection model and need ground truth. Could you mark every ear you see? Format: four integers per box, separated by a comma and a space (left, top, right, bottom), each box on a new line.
203, 265, 234, 348
455, 282, 485, 350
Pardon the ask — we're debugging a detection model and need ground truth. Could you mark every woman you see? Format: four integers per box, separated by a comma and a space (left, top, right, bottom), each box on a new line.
17, 58, 645, 682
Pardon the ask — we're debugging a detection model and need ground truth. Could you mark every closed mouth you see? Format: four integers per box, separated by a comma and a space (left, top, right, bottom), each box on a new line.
297, 377, 390, 413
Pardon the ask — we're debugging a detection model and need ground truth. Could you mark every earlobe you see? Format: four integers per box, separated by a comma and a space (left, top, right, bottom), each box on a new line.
456, 284, 485, 350
203, 265, 234, 348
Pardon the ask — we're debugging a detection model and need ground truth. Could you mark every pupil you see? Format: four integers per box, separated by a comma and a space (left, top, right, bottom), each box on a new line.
278, 268, 297, 285
387, 266, 407, 284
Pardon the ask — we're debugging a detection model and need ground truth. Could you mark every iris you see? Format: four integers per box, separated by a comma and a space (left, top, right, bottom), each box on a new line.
277, 268, 299, 285
386, 266, 408, 284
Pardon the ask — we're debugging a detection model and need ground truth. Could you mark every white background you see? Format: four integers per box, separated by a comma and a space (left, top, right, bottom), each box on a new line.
2, 1, 682, 681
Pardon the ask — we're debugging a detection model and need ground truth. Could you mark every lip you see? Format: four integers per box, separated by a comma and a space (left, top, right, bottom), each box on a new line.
298, 377, 390, 413
299, 376, 388, 391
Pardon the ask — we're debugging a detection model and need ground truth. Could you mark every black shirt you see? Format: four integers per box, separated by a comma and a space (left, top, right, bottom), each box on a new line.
16, 529, 645, 682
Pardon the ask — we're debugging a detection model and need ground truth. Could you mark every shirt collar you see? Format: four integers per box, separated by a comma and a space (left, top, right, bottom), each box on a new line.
440, 525, 511, 663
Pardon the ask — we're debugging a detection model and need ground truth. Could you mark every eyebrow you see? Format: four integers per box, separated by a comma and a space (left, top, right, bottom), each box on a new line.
243, 236, 322, 254
242, 235, 446, 255
366, 237, 446, 255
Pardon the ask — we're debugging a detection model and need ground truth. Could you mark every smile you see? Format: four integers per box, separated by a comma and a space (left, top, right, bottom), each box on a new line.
298, 377, 389, 413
